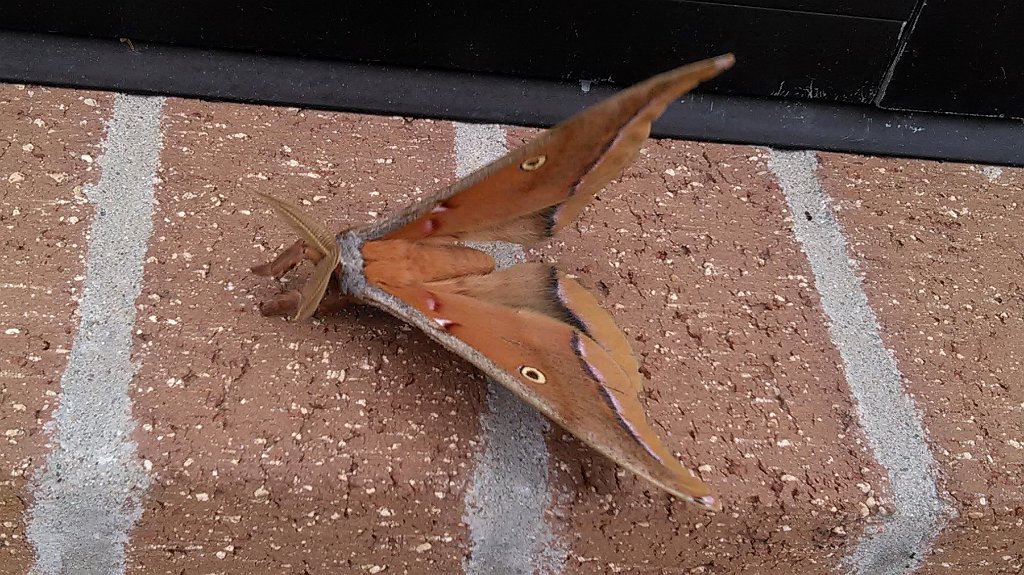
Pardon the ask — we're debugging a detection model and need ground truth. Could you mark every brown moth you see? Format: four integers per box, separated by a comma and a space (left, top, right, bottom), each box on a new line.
250, 54, 735, 510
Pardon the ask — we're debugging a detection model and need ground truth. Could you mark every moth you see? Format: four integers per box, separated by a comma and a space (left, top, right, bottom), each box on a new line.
250, 54, 735, 510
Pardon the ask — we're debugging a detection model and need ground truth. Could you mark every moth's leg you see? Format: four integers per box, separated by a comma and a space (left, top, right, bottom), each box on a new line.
258, 285, 352, 317
251, 239, 325, 278
258, 289, 302, 317
315, 291, 351, 316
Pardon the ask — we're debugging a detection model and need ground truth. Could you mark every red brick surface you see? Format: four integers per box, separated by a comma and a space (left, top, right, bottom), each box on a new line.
3, 81, 1021, 575
0, 86, 112, 572
819, 156, 1024, 574
127, 101, 483, 574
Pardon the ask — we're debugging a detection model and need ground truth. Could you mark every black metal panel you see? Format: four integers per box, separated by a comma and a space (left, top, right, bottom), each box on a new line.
879, 2, 1023, 119
1, 31, 1020, 167
695, 0, 916, 20
0, 1, 902, 104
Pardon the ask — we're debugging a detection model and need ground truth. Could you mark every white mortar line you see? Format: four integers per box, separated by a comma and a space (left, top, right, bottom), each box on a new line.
982, 166, 1003, 182
455, 123, 565, 575
27, 94, 164, 575
768, 150, 948, 575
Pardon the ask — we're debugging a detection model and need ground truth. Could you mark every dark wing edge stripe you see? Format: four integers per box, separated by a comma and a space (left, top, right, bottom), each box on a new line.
570, 332, 663, 464
548, 268, 591, 336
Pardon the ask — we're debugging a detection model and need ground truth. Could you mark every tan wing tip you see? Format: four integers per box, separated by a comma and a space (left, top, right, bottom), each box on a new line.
713, 53, 736, 71
669, 483, 722, 511
695, 494, 723, 512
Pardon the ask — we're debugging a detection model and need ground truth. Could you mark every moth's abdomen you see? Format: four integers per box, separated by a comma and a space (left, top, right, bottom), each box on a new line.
362, 239, 495, 288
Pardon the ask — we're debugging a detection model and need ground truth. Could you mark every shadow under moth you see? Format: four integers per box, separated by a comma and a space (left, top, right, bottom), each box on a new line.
251, 54, 735, 510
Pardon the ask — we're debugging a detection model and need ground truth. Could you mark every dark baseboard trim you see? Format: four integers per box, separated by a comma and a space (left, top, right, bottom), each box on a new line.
1, 30, 1021, 167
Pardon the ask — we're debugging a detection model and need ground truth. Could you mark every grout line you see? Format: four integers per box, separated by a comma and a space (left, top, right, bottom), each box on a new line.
26, 94, 165, 575
455, 123, 565, 575
767, 149, 949, 575
982, 166, 1004, 182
